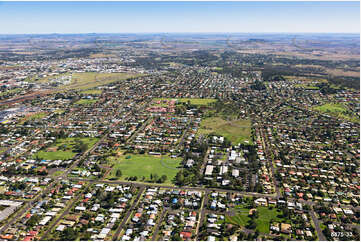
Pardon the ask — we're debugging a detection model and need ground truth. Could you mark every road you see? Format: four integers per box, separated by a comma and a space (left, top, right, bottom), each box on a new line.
69, 177, 279, 199
0, 105, 132, 234
151, 207, 168, 240
40, 186, 89, 240
112, 186, 145, 240
195, 189, 209, 240
259, 127, 281, 198
200, 148, 211, 176
126, 116, 152, 143
310, 207, 326, 241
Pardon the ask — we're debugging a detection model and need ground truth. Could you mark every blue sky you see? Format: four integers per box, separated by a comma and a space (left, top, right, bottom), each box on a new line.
0, 1, 359, 34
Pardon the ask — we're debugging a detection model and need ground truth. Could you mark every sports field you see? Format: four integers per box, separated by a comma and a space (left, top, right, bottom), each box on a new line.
107, 154, 182, 185
198, 117, 252, 144
33, 137, 98, 160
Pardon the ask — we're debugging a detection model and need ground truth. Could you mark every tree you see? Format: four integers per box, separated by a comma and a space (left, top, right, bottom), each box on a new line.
61, 227, 78, 240
282, 207, 290, 218
153, 174, 159, 182
175, 171, 185, 185
94, 163, 101, 172
247, 219, 256, 229
78, 143, 88, 153
160, 175, 167, 183
116, 169, 122, 177
26, 214, 40, 227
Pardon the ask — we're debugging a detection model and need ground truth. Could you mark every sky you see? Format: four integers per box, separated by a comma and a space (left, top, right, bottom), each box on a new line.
0, 1, 359, 34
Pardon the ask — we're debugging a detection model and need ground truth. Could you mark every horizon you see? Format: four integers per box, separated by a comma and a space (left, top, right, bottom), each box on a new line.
0, 1, 359, 34
0, 32, 360, 35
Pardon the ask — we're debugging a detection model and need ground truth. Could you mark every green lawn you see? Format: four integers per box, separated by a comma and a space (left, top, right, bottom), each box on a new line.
154, 98, 217, 106
294, 84, 319, 90
19, 112, 48, 124
75, 99, 97, 105
51, 170, 65, 177
33, 137, 98, 160
313, 103, 359, 123
0, 88, 23, 97
0, 147, 7, 154
198, 117, 252, 144
225, 207, 251, 227
107, 154, 182, 185
255, 207, 287, 233
226, 207, 289, 234
314, 103, 347, 113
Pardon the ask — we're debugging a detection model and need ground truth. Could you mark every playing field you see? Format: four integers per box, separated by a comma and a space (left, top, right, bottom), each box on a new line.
107, 154, 182, 185
198, 117, 252, 144
33, 137, 98, 160
154, 98, 217, 106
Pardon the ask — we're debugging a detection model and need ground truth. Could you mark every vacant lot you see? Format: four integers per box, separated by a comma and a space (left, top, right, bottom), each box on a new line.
154, 98, 217, 106
198, 117, 252, 144
0, 88, 23, 97
294, 84, 319, 90
225, 206, 251, 227
313, 103, 358, 123
33, 137, 98, 160
255, 207, 287, 233
226, 206, 290, 233
38, 72, 143, 91
107, 154, 182, 185
75, 99, 97, 105
19, 112, 48, 124
80, 89, 102, 95
314, 103, 347, 113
